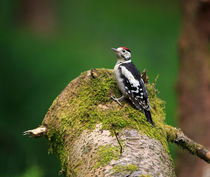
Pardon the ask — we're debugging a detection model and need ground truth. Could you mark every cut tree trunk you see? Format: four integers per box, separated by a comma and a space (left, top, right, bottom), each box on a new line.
40, 69, 175, 177
178, 0, 210, 176
25, 69, 210, 177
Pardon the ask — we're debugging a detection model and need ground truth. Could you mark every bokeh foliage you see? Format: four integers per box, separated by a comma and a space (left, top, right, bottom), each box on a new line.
0, 0, 180, 176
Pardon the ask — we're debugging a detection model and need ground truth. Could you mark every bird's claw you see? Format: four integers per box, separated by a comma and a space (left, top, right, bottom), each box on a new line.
111, 96, 122, 106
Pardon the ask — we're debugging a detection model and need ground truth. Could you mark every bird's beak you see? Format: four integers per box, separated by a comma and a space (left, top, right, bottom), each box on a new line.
112, 48, 119, 53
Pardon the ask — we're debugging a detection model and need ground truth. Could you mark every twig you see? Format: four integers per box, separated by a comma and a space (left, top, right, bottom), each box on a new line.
165, 125, 210, 163
23, 126, 47, 137
141, 69, 149, 83
113, 130, 123, 154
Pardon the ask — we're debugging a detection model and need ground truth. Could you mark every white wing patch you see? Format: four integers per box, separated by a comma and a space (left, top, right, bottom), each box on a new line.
120, 66, 140, 87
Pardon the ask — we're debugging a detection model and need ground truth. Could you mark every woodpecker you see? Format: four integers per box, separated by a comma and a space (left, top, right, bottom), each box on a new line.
111, 47, 154, 126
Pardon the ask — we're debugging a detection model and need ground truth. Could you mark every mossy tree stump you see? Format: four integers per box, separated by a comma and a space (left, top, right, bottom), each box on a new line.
42, 68, 174, 177
25, 68, 210, 177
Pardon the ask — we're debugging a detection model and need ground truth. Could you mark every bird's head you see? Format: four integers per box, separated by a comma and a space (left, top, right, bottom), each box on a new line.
112, 47, 131, 62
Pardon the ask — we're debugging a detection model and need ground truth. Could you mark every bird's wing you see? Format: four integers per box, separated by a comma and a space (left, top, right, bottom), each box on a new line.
119, 65, 150, 111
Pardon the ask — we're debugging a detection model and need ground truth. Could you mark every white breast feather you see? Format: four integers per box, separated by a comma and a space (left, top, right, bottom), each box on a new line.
114, 64, 126, 95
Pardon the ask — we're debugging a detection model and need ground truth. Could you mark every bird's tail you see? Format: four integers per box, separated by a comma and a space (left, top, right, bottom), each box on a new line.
144, 110, 155, 127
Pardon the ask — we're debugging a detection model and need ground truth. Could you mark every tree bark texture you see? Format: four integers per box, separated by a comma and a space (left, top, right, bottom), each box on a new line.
178, 1, 210, 176
41, 69, 175, 177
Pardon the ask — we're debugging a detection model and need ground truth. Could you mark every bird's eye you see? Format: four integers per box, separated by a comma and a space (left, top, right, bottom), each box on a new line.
122, 49, 126, 53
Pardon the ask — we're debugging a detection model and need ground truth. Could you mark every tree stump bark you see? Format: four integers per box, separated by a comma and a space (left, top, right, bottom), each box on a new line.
25, 69, 210, 176
40, 69, 175, 177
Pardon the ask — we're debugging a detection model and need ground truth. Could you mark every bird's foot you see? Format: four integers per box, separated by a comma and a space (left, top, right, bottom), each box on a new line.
111, 95, 124, 106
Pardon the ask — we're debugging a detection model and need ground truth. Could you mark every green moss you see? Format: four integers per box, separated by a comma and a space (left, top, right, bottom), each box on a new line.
112, 164, 138, 174
47, 127, 66, 172
42, 68, 171, 174
140, 174, 151, 177
94, 145, 120, 168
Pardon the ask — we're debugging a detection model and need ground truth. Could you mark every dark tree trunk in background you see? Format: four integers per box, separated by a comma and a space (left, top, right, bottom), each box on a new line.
178, 0, 210, 176
18, 0, 55, 33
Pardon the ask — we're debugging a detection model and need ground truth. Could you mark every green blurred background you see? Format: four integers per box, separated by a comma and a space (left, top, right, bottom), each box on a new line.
0, 0, 180, 176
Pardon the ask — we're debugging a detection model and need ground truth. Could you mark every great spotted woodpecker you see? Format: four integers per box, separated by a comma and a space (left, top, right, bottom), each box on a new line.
111, 47, 154, 126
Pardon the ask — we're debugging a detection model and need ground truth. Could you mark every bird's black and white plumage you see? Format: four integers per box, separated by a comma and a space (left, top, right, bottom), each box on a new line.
111, 47, 154, 126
